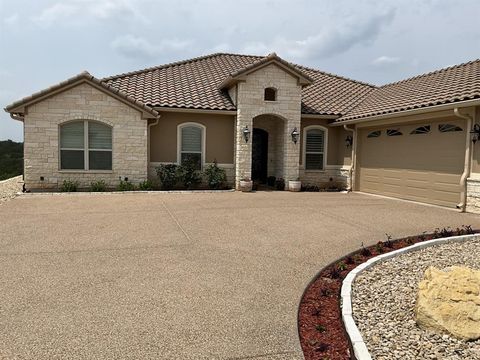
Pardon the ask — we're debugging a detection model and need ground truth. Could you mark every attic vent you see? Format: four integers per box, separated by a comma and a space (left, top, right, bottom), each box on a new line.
264, 87, 277, 101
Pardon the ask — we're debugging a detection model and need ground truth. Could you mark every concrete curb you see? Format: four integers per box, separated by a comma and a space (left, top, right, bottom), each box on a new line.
341, 233, 479, 360
17, 189, 236, 196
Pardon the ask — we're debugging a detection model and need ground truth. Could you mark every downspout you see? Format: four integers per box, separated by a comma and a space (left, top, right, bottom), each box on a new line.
147, 116, 161, 173
343, 124, 356, 191
453, 108, 472, 212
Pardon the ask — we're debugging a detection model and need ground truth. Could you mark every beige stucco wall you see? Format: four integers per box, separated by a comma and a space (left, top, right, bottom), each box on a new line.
234, 63, 303, 186
23, 82, 148, 190
149, 112, 235, 164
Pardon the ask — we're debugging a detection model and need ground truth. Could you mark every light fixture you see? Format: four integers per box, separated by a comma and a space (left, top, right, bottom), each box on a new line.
470, 124, 480, 144
243, 125, 251, 143
345, 135, 353, 148
291, 127, 300, 144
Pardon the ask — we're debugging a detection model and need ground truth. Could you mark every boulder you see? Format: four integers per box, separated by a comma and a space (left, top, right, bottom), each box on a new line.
415, 266, 480, 341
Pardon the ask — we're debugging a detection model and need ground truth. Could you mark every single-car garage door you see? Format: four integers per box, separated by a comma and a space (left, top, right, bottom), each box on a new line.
357, 119, 466, 208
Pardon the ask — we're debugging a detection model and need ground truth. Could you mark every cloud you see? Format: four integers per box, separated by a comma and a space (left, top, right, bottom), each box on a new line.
372, 56, 401, 66
110, 35, 191, 59
32, 0, 146, 27
242, 8, 396, 59
3, 13, 18, 26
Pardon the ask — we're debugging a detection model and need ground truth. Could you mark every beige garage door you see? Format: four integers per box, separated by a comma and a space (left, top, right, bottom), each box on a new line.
357, 119, 466, 207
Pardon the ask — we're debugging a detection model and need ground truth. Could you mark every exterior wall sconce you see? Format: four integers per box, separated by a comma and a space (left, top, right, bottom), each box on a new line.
470, 124, 480, 144
243, 125, 251, 143
291, 127, 300, 144
345, 135, 353, 148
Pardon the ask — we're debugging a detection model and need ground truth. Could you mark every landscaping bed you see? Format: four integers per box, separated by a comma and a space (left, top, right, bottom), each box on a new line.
297, 226, 477, 360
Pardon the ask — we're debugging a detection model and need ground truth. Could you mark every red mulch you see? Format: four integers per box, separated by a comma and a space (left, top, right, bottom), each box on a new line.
297, 227, 476, 360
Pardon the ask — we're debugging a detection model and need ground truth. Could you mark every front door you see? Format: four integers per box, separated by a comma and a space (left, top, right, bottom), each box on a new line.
252, 128, 268, 183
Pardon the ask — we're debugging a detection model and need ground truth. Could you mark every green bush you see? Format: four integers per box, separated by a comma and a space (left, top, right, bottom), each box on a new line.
138, 179, 154, 191
90, 180, 107, 192
117, 179, 135, 191
177, 158, 201, 189
0, 140, 23, 181
61, 179, 79, 192
203, 161, 227, 189
156, 164, 179, 190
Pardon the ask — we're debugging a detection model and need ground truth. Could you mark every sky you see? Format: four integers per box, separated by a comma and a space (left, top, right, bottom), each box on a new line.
1, 0, 480, 141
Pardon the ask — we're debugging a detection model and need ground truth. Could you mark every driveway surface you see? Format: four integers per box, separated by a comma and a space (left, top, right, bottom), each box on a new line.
1, 191, 479, 359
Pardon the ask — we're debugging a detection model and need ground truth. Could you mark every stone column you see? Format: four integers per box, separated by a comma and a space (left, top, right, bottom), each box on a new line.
282, 116, 301, 184
235, 110, 253, 189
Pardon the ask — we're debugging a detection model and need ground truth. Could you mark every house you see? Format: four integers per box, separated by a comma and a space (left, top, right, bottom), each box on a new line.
4, 53, 480, 212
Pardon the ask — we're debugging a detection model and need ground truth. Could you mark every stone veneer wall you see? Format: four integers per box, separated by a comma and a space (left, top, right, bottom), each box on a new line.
234, 63, 303, 188
23, 82, 148, 190
299, 167, 350, 189
466, 177, 480, 213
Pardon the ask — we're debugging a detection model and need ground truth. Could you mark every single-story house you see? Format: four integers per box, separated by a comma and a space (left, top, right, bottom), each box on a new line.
4, 53, 480, 212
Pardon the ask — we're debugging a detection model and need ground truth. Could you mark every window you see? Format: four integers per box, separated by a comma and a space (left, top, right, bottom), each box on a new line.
386, 129, 402, 136
439, 124, 463, 132
264, 87, 277, 101
60, 121, 112, 170
304, 127, 326, 170
367, 130, 381, 138
410, 125, 431, 135
178, 123, 204, 170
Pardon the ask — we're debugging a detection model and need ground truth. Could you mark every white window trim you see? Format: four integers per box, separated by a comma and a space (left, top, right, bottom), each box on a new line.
59, 120, 113, 171
303, 125, 328, 172
177, 122, 206, 169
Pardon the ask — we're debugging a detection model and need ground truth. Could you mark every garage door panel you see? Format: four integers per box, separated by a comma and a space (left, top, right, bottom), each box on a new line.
358, 120, 464, 208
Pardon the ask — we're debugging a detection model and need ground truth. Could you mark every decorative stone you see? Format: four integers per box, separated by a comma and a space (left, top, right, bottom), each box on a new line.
415, 266, 480, 341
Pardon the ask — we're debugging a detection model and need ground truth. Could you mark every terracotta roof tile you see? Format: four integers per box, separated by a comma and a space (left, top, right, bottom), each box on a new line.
103, 53, 375, 115
338, 59, 480, 121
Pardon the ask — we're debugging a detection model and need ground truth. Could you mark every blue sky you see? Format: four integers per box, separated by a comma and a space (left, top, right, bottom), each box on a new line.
1, 0, 480, 141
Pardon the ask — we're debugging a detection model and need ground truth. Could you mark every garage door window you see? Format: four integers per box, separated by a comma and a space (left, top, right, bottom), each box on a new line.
410, 125, 430, 135
304, 126, 326, 170
386, 129, 402, 136
439, 124, 463, 132
367, 130, 381, 138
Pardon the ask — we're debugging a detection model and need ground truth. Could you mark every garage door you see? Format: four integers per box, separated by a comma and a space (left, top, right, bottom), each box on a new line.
357, 119, 466, 207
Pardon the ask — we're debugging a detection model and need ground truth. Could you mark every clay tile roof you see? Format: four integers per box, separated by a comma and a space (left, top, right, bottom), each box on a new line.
4, 71, 160, 118
338, 59, 480, 122
103, 53, 376, 116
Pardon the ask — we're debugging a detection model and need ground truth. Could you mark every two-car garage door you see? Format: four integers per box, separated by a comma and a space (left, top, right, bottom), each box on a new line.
357, 119, 466, 208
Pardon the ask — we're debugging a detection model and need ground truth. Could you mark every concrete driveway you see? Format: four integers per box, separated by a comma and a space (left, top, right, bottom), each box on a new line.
1, 191, 479, 359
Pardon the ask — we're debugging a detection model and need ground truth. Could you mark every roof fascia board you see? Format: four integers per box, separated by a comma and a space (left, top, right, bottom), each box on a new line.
153, 106, 236, 116
301, 114, 340, 120
332, 98, 480, 126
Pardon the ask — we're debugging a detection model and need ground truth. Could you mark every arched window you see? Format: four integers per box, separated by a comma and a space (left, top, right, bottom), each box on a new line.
304, 126, 327, 170
264, 87, 277, 101
60, 120, 112, 170
178, 123, 205, 170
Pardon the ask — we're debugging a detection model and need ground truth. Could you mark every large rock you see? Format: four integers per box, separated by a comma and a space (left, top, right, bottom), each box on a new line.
415, 266, 480, 341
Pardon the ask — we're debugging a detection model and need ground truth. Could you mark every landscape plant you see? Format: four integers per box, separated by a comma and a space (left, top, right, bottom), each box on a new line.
138, 179, 154, 191
60, 179, 79, 192
90, 180, 107, 192
177, 158, 201, 189
203, 161, 227, 189
117, 179, 135, 191
155, 164, 179, 190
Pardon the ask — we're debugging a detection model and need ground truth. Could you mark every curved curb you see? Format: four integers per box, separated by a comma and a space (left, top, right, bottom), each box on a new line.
16, 189, 235, 196
341, 233, 480, 360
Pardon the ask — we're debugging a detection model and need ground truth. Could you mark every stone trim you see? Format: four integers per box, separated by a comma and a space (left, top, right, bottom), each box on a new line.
341, 233, 479, 360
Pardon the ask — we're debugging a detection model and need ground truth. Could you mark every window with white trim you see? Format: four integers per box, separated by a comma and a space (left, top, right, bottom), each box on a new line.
179, 124, 203, 170
60, 121, 112, 170
305, 127, 326, 170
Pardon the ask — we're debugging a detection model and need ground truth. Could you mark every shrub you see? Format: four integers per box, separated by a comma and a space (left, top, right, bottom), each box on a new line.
266, 176, 276, 187
329, 266, 341, 279
315, 324, 326, 333
117, 179, 135, 191
275, 178, 285, 191
375, 242, 384, 253
90, 180, 107, 192
177, 158, 202, 189
384, 233, 394, 248
337, 261, 347, 271
360, 242, 371, 257
61, 179, 79, 192
345, 256, 355, 265
302, 184, 320, 192
156, 164, 179, 190
203, 161, 227, 189
138, 180, 154, 191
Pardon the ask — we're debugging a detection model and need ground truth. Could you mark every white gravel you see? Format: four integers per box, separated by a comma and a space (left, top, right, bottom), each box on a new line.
352, 238, 480, 360
0, 175, 23, 204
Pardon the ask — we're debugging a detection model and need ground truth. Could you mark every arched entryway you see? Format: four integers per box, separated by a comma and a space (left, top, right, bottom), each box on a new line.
252, 128, 268, 183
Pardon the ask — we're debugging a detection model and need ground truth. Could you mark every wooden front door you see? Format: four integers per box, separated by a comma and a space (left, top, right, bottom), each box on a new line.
252, 128, 268, 183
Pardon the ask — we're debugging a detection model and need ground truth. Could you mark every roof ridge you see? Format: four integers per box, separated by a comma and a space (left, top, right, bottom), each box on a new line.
292, 63, 377, 88
102, 52, 265, 81
379, 58, 480, 88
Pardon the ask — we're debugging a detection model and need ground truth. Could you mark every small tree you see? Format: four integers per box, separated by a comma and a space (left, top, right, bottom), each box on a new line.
203, 161, 227, 189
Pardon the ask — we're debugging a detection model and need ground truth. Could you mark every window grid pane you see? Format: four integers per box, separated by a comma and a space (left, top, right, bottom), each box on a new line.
89, 151, 112, 170
305, 153, 324, 170
181, 126, 202, 152
306, 129, 324, 152
60, 122, 84, 149
88, 122, 112, 149
61, 150, 85, 170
